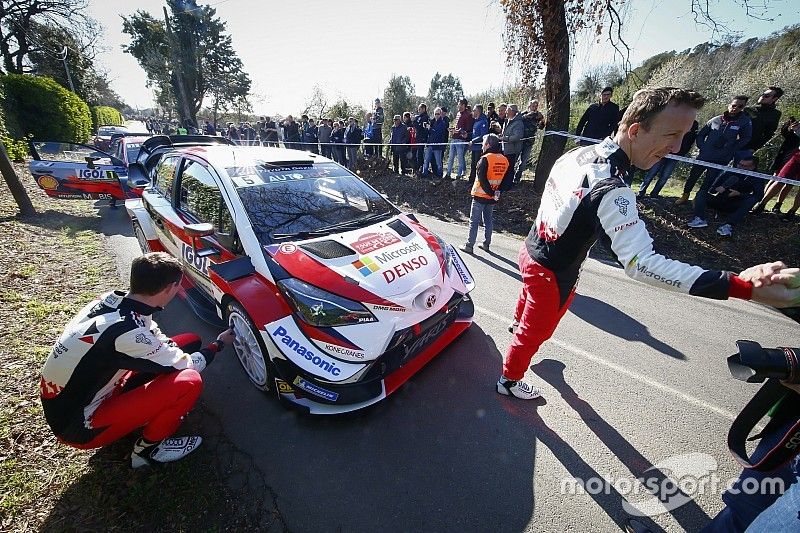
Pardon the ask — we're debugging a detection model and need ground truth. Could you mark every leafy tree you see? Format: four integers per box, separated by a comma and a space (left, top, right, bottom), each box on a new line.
382, 74, 415, 136
122, 0, 251, 125
0, 0, 99, 75
427, 72, 464, 112
327, 98, 367, 123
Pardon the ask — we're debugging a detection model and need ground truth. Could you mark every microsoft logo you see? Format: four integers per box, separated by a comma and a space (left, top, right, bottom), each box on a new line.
352, 256, 380, 277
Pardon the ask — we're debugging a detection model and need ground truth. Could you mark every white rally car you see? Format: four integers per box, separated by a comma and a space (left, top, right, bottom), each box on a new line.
126, 145, 475, 414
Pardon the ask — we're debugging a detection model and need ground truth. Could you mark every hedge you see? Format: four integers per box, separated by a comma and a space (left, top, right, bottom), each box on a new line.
0, 81, 28, 160
0, 74, 92, 143
91, 106, 124, 131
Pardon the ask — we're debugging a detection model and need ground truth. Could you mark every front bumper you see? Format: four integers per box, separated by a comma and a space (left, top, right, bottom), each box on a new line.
273, 294, 474, 414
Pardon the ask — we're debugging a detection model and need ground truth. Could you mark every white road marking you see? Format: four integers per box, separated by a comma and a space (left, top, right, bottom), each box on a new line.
473, 304, 742, 422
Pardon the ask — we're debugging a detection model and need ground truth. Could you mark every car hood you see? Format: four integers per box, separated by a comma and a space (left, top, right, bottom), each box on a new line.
265, 217, 447, 299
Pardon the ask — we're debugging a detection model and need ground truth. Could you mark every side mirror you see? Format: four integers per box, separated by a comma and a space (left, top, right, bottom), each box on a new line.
184, 223, 220, 259
85, 156, 99, 169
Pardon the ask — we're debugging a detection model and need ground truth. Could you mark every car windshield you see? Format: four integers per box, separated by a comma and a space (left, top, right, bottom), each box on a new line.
231, 162, 399, 244
98, 126, 123, 136
125, 142, 142, 162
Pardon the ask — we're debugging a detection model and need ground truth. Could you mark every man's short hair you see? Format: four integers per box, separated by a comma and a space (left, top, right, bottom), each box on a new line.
767, 86, 784, 99
601, 87, 613, 94
459, 97, 468, 106
618, 87, 706, 131
483, 133, 501, 151
419, 103, 427, 110
733, 95, 749, 103
130, 252, 183, 296
508, 104, 519, 113
475, 104, 483, 113
488, 102, 496, 109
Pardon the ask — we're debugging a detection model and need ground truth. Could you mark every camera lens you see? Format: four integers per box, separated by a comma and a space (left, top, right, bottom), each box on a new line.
728, 340, 799, 383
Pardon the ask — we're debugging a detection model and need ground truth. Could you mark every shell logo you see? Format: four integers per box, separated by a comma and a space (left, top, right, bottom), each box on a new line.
37, 175, 59, 190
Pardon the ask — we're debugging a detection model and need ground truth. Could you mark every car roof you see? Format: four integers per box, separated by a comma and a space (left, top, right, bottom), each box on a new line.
171, 145, 334, 169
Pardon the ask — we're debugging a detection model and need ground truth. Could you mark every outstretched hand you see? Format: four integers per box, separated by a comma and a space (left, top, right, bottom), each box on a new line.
217, 328, 235, 346
745, 264, 800, 308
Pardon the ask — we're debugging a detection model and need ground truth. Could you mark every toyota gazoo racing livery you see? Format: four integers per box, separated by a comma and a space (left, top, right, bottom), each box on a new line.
125, 145, 475, 414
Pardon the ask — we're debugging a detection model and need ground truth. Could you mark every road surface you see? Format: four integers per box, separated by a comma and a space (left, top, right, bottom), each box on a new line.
100, 205, 797, 532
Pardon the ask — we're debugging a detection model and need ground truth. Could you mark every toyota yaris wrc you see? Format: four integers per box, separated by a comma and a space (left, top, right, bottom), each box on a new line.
126, 145, 475, 414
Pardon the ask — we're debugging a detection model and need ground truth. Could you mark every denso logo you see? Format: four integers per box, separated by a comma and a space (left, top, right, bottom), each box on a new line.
636, 263, 682, 288
272, 326, 341, 377
614, 220, 639, 232
373, 242, 423, 264
383, 255, 429, 283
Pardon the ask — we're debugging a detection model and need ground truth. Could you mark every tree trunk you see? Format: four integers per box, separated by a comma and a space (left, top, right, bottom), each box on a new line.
533, 0, 571, 194
0, 142, 36, 216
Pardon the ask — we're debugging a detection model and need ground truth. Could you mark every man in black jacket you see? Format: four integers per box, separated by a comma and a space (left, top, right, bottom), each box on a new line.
744, 86, 783, 151
575, 87, 620, 145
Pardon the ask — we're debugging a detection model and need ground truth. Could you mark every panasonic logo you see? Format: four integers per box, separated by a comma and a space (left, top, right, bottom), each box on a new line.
272, 326, 341, 377
374, 242, 423, 264
635, 264, 682, 288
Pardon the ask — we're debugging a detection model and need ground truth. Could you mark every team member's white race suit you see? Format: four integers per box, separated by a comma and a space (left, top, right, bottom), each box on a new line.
503, 138, 753, 380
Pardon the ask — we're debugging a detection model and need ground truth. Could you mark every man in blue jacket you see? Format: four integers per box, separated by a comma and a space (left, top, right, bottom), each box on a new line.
682, 97, 753, 226
468, 105, 489, 183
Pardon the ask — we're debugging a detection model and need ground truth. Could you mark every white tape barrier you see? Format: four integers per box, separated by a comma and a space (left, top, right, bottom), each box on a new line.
541, 130, 800, 187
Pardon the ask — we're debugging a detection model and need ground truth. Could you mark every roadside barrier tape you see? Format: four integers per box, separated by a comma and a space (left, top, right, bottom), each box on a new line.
541, 130, 800, 187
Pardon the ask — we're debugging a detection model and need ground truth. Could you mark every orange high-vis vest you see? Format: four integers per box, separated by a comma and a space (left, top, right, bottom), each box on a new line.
471, 152, 508, 200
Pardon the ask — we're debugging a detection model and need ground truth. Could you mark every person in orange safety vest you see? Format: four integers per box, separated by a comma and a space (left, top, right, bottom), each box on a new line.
460, 133, 509, 254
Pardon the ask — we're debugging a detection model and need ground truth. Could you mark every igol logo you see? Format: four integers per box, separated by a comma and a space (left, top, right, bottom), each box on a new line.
272, 326, 341, 376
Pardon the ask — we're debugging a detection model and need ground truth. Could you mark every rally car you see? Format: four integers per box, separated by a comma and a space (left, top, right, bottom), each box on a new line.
125, 145, 475, 414
28, 135, 232, 202
93, 125, 129, 151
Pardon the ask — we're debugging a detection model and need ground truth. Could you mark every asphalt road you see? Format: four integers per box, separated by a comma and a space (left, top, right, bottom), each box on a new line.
100, 204, 798, 532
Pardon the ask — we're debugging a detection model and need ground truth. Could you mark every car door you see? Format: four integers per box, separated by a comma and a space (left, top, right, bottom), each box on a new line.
28, 141, 130, 200
173, 157, 242, 300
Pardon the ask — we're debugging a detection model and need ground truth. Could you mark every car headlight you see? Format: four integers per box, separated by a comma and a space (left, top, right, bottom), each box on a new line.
430, 232, 454, 278
277, 278, 377, 327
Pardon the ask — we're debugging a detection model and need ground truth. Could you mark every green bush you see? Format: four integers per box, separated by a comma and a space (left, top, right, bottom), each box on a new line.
91, 106, 124, 131
0, 74, 92, 143
0, 80, 28, 160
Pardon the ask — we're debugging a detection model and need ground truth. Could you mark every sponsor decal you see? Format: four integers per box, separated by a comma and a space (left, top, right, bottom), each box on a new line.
77, 168, 117, 181
352, 256, 380, 277
181, 242, 209, 275
279, 243, 297, 254
614, 220, 639, 232
383, 255, 428, 284
369, 303, 406, 313
404, 312, 454, 361
373, 242, 423, 265
53, 193, 87, 199
350, 232, 401, 254
272, 325, 341, 377
37, 175, 59, 190
51, 341, 68, 359
635, 263, 682, 288
293, 376, 339, 402
451, 249, 473, 286
275, 379, 294, 394
319, 341, 366, 360
134, 333, 152, 345
425, 293, 437, 309
614, 196, 630, 216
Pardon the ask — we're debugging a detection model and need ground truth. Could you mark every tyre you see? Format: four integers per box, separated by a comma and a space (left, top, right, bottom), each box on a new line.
132, 221, 151, 253
226, 300, 273, 392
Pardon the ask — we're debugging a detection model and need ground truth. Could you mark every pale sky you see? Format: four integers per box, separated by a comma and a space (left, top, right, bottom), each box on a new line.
87, 0, 800, 115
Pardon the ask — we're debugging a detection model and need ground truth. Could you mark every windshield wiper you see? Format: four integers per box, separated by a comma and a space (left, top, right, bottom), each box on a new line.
271, 229, 332, 240
313, 212, 394, 233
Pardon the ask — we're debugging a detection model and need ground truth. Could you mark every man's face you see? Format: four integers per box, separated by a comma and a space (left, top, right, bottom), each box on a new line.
418, 105, 426, 114
728, 99, 746, 114
499, 105, 507, 117
627, 103, 698, 170
529, 102, 538, 112
600, 91, 612, 104
508, 108, 517, 118
472, 108, 480, 119
737, 159, 756, 171
488, 106, 495, 115
758, 90, 780, 105
458, 102, 466, 112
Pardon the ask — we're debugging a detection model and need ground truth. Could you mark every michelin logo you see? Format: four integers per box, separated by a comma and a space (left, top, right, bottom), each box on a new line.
293, 377, 339, 402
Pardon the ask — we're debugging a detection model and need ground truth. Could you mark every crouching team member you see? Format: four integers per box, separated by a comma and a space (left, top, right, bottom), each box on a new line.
498, 87, 800, 399
39, 252, 235, 467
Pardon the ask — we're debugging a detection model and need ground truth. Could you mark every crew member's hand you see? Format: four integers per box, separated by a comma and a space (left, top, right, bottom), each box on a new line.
217, 328, 235, 346
769, 267, 800, 289
750, 282, 800, 308
738, 261, 786, 287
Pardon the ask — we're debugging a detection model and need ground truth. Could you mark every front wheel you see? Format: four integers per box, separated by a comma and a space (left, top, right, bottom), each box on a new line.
132, 221, 151, 253
226, 301, 272, 392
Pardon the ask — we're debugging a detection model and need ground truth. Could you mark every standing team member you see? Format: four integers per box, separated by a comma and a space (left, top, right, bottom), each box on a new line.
39, 253, 234, 467
497, 87, 800, 399
460, 134, 508, 254
575, 87, 620, 146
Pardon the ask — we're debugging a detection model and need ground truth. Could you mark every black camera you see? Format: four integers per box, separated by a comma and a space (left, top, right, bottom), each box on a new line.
728, 340, 799, 383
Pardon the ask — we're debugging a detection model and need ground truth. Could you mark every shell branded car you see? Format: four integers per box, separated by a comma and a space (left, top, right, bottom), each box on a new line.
126, 145, 475, 414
